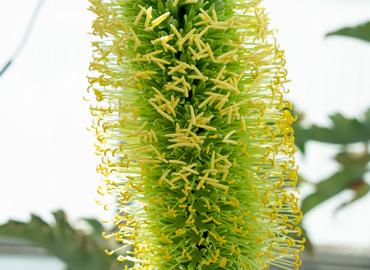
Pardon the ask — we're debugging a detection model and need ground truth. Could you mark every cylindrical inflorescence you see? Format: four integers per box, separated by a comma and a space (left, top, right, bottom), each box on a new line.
88, 0, 304, 269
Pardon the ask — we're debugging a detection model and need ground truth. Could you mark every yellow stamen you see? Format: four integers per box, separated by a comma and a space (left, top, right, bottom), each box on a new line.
144, 6, 153, 27
147, 12, 171, 31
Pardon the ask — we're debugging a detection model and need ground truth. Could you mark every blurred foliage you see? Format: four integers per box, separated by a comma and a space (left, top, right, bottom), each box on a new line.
295, 110, 370, 153
0, 210, 120, 270
301, 150, 370, 214
327, 21, 370, 42
295, 109, 370, 251
296, 17, 370, 251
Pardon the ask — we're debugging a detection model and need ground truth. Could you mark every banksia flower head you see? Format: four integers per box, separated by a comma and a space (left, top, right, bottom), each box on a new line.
88, 0, 304, 269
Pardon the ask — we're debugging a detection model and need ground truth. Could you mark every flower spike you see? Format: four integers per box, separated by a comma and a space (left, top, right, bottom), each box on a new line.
88, 0, 304, 269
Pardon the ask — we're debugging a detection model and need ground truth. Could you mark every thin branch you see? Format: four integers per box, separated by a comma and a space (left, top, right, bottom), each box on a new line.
0, 0, 45, 78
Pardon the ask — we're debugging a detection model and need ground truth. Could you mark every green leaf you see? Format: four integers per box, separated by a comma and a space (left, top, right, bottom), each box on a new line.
335, 151, 370, 169
335, 181, 370, 213
301, 151, 369, 215
0, 210, 119, 270
81, 218, 111, 246
326, 21, 370, 42
82, 218, 104, 236
294, 109, 370, 150
302, 171, 354, 214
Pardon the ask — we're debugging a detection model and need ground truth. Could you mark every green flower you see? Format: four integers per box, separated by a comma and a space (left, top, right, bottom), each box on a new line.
88, 0, 304, 269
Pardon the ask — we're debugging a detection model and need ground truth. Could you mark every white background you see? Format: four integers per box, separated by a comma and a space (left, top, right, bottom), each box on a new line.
0, 0, 369, 250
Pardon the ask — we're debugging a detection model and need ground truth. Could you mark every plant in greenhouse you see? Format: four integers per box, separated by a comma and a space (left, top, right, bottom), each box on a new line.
88, 0, 304, 269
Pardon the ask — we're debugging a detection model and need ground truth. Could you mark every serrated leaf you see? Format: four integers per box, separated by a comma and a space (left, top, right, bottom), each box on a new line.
335, 151, 370, 169
301, 166, 368, 215
326, 21, 370, 42
302, 150, 369, 215
335, 181, 370, 213
82, 218, 105, 244
0, 210, 119, 270
82, 218, 104, 234
294, 109, 370, 150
